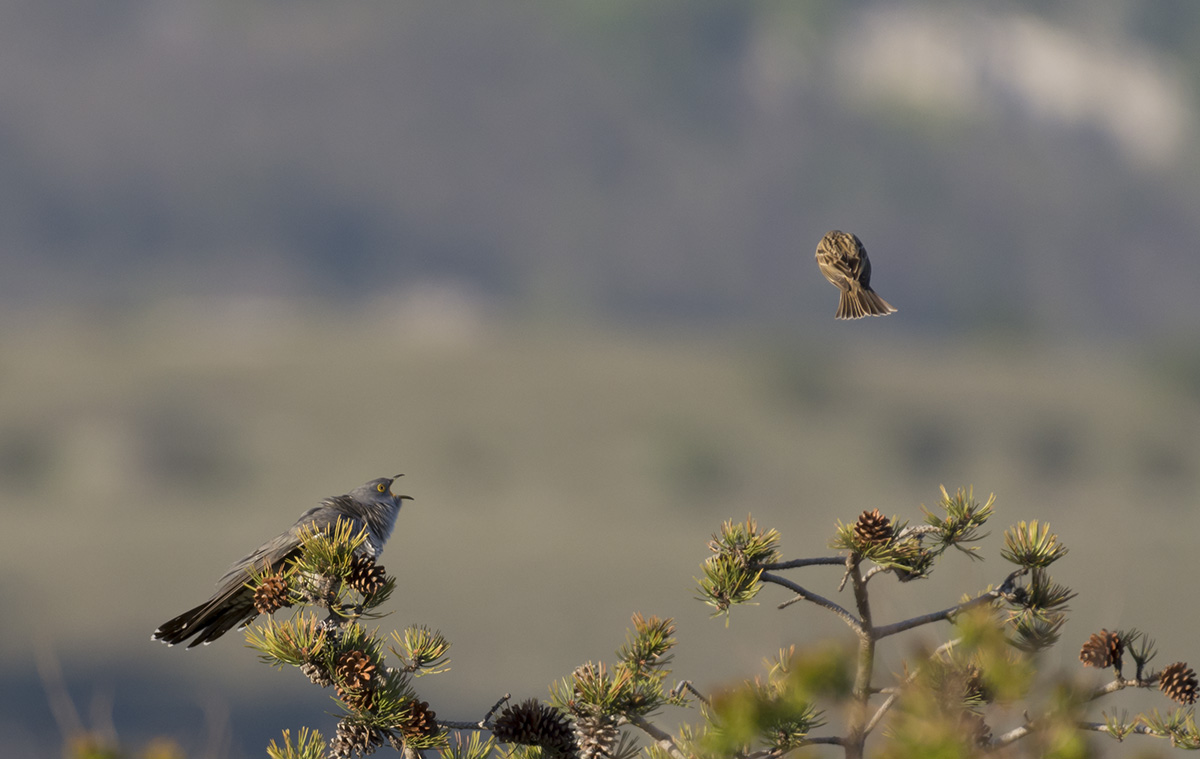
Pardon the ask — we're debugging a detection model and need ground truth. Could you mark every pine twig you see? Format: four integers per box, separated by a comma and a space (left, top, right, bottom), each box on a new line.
628, 714, 688, 759
872, 569, 1024, 639
670, 680, 710, 707
755, 557, 845, 570
763, 572, 863, 634
439, 693, 513, 731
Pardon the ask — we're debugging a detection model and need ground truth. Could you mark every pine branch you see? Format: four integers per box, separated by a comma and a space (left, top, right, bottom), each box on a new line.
872, 568, 1024, 639
755, 557, 845, 570
762, 572, 862, 634
628, 714, 688, 759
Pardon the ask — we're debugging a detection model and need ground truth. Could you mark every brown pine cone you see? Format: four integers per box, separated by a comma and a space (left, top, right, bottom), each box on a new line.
302, 660, 332, 688
574, 713, 619, 759
349, 555, 388, 596
492, 698, 578, 758
853, 509, 893, 546
336, 685, 376, 712
1079, 629, 1123, 671
253, 574, 293, 615
401, 699, 439, 739
1159, 662, 1199, 705
329, 718, 382, 758
336, 651, 377, 690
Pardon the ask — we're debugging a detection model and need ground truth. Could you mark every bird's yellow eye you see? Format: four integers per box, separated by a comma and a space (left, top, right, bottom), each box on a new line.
377, 483, 386, 492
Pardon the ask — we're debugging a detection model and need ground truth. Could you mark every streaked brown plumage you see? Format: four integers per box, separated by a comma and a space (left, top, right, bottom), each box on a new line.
815, 230, 897, 319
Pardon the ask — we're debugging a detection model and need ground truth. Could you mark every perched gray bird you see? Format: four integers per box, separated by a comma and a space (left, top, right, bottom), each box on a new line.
153, 476, 412, 648
815, 230, 897, 319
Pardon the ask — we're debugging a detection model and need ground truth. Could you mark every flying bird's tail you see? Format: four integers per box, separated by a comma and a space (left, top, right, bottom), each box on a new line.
837, 285, 896, 320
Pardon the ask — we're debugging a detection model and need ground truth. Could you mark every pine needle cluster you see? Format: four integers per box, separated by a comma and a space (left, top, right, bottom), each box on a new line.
997, 521, 1074, 653
696, 517, 780, 615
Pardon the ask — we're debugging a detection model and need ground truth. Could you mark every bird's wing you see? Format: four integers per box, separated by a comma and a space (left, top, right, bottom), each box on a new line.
817, 236, 871, 287
854, 244, 872, 287
816, 250, 854, 287
212, 499, 373, 589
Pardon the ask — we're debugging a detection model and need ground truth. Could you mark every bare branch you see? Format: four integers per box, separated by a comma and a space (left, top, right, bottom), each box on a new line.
762, 572, 863, 634
628, 714, 689, 759
1078, 721, 1162, 737
863, 692, 898, 736
439, 721, 493, 731
1087, 678, 1157, 702
992, 722, 1034, 747
895, 525, 939, 540
872, 570, 1025, 639
671, 680, 710, 707
862, 566, 889, 583
481, 693, 511, 726
755, 557, 845, 571
439, 693, 512, 731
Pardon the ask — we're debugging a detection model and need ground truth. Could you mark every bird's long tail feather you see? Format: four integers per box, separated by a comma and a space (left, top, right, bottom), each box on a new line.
837, 286, 896, 319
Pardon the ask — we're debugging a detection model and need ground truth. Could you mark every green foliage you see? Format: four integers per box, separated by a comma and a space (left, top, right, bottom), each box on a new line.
702, 646, 838, 756
617, 612, 676, 677
696, 553, 765, 616
922, 485, 994, 559
1127, 629, 1159, 679
554, 660, 670, 720
498, 746, 553, 759
1140, 709, 1200, 749
245, 612, 327, 668
440, 731, 497, 759
1002, 520, 1068, 568
1100, 710, 1133, 742
1001, 566, 1073, 654
391, 625, 452, 676
267, 727, 325, 759
697, 517, 779, 616
294, 517, 370, 574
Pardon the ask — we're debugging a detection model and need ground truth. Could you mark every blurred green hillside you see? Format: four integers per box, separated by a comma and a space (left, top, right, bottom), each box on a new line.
2, 304, 1198, 753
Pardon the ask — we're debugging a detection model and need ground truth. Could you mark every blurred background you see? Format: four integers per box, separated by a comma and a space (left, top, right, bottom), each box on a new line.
3, 0, 1200, 755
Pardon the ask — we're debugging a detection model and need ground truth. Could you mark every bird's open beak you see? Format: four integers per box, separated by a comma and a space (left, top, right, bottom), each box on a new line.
388, 473, 412, 501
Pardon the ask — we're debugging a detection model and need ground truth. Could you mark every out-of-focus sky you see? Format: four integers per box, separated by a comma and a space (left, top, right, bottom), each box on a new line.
2, 2, 1199, 756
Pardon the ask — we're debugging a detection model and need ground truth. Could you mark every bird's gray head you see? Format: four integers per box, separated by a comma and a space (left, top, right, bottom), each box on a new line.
349, 475, 413, 509
347, 475, 413, 554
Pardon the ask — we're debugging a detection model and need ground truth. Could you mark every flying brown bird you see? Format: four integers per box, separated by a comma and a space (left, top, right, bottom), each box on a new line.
815, 230, 897, 319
